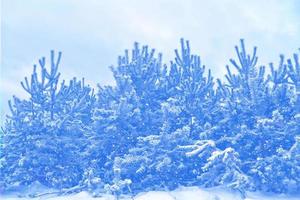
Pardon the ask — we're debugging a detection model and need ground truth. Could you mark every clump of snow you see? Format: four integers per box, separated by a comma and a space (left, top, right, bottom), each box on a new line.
134, 191, 174, 200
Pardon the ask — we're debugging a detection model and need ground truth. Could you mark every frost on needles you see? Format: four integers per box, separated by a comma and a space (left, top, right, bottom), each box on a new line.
0, 39, 300, 197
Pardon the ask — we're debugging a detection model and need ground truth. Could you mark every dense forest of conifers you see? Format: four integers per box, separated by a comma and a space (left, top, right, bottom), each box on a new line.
1, 39, 299, 197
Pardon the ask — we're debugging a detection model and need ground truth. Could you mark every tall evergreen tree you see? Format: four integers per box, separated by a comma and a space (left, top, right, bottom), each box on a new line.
0, 51, 95, 191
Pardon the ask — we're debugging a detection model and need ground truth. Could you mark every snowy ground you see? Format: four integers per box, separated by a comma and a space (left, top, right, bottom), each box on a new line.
2, 187, 300, 200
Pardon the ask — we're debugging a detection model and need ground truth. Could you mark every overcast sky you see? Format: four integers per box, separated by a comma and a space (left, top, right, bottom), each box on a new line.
1, 0, 300, 121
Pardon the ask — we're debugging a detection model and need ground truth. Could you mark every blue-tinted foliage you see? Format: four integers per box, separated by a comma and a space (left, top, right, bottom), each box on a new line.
0, 39, 299, 197
1, 51, 95, 191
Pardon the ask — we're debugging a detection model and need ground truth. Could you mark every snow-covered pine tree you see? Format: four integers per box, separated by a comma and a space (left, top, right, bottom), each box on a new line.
112, 39, 217, 192
165, 39, 216, 138
214, 40, 300, 193
0, 51, 95, 192
91, 43, 166, 186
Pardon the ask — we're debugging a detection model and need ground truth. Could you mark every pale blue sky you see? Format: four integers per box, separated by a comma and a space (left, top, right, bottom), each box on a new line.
1, 0, 300, 121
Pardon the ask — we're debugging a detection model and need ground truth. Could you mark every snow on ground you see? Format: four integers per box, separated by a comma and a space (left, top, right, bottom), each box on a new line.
2, 187, 300, 200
